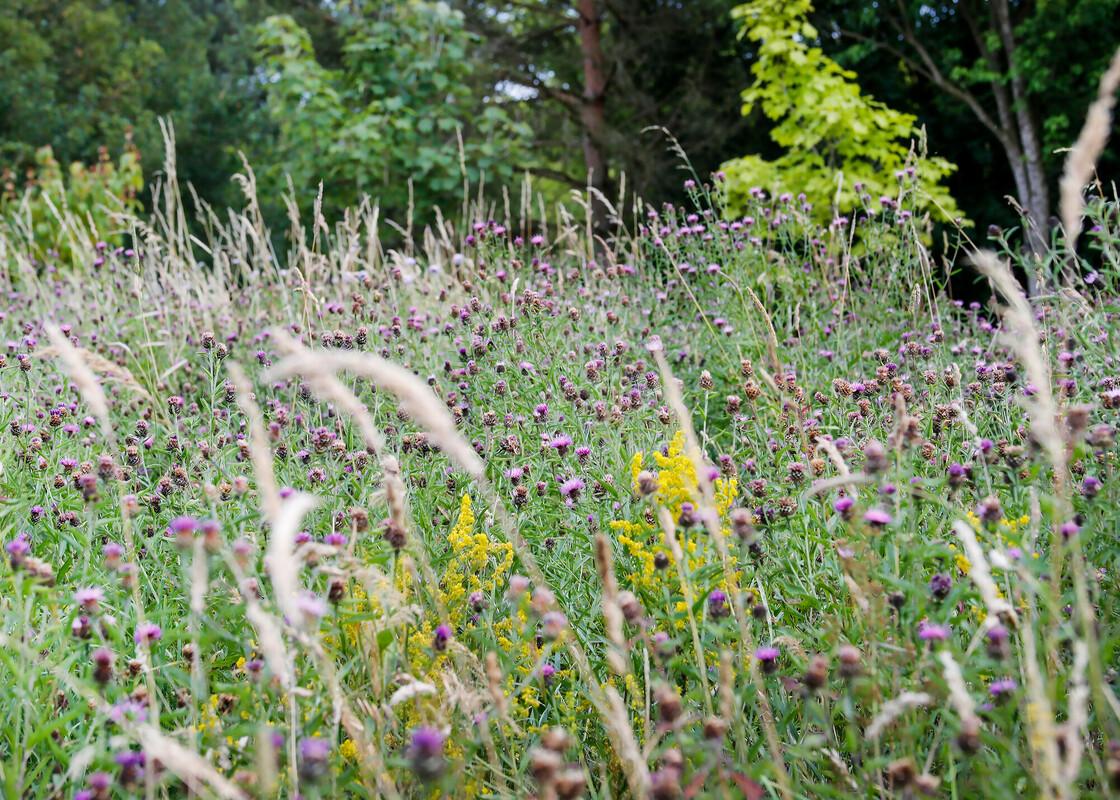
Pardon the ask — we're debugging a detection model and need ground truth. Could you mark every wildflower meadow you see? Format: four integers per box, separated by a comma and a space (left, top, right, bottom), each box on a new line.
2, 8, 1120, 798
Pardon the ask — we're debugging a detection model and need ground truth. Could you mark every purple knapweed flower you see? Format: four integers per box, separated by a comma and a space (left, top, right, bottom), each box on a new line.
755, 646, 780, 673
167, 516, 198, 543
707, 589, 730, 619
559, 477, 585, 501
75, 587, 104, 612
918, 622, 949, 643
433, 624, 452, 651
929, 573, 952, 600
6, 533, 30, 567
298, 736, 332, 781
863, 508, 892, 527
407, 726, 445, 780
989, 678, 1018, 700
134, 623, 162, 646
549, 434, 573, 456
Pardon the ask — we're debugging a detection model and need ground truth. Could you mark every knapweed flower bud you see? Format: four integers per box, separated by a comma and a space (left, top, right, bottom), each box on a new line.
915, 774, 941, 796
956, 717, 982, 752
986, 623, 1010, 659
730, 507, 754, 541
529, 746, 564, 784
886, 757, 917, 789
650, 767, 683, 800
703, 715, 728, 741
541, 611, 568, 640
72, 615, 92, 639
863, 439, 888, 473
382, 518, 406, 550
200, 519, 221, 552
976, 495, 1002, 525
541, 727, 571, 753
93, 647, 114, 684
802, 654, 829, 691
616, 590, 643, 623
508, 575, 530, 600
837, 644, 861, 678
636, 468, 658, 492
531, 586, 556, 615
655, 683, 683, 725
553, 767, 587, 799
349, 507, 369, 532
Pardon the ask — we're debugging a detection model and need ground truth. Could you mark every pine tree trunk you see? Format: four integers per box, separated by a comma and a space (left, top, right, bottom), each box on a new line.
576, 0, 610, 235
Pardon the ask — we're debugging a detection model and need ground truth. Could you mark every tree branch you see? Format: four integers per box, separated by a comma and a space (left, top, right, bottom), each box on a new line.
838, 8, 1011, 149
519, 164, 583, 188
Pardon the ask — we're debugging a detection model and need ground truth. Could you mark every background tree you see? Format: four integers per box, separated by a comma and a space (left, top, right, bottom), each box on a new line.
255, 2, 532, 225
459, 0, 766, 222
0, 0, 330, 213
809, 0, 1120, 252
720, 0, 961, 223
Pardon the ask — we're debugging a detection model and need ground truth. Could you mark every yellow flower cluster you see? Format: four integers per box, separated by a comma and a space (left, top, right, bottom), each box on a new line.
190, 694, 223, 735
965, 509, 1030, 535
407, 494, 519, 695
339, 738, 358, 761
611, 431, 740, 598
959, 508, 1034, 574
440, 494, 514, 626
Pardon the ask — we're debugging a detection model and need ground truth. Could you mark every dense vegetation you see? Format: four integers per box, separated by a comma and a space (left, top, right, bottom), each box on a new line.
4, 1, 1120, 798
2, 136, 1120, 797
3, 0, 1119, 234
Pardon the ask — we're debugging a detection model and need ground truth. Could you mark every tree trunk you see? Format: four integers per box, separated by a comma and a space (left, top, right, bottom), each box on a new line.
991, 0, 1051, 261
576, 0, 610, 235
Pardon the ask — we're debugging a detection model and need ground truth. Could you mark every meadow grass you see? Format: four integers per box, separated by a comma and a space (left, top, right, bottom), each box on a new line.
1, 148, 1120, 800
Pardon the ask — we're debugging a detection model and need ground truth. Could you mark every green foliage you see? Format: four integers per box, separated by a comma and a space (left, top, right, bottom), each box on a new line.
2, 164, 1120, 798
256, 3, 531, 222
1, 140, 143, 258
721, 0, 961, 223
0, 0, 165, 168
459, 0, 764, 206
0, 0, 306, 215
809, 0, 1120, 233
